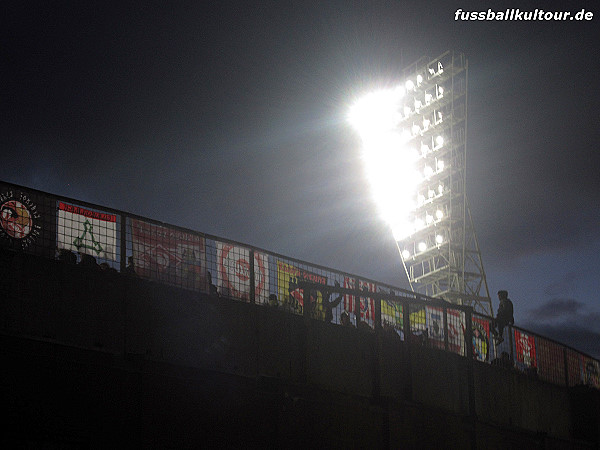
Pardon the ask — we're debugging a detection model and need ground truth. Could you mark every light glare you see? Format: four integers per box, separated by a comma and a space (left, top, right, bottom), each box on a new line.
350, 87, 433, 242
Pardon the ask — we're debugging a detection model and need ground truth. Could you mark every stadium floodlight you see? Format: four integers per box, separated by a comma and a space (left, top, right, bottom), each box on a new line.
349, 87, 427, 241
348, 51, 493, 316
348, 90, 403, 139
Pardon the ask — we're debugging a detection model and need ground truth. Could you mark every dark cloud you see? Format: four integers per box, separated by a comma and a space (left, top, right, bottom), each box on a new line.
543, 272, 580, 298
526, 298, 584, 321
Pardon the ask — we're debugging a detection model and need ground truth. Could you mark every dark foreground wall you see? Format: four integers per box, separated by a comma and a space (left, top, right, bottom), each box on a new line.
1, 250, 598, 448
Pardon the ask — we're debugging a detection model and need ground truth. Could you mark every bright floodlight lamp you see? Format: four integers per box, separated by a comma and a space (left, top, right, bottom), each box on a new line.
349, 90, 401, 139
349, 51, 492, 316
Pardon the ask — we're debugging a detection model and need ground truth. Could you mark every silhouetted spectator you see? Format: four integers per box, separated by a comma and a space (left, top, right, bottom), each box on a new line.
525, 366, 539, 379
207, 271, 218, 297
79, 253, 99, 269
340, 311, 352, 327
492, 290, 514, 344
309, 282, 343, 322
410, 329, 429, 346
57, 248, 77, 264
492, 351, 513, 370
323, 281, 343, 323
124, 256, 138, 276
383, 321, 401, 339
268, 293, 279, 308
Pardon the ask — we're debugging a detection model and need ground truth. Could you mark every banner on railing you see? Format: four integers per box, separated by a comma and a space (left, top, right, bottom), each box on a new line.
343, 277, 376, 322
276, 260, 327, 315
381, 300, 402, 328
447, 309, 465, 355
536, 338, 565, 384
472, 316, 492, 362
515, 329, 537, 368
57, 202, 117, 261
131, 219, 207, 291
426, 306, 445, 348
217, 243, 269, 303
0, 184, 56, 257
409, 305, 426, 330
582, 357, 600, 388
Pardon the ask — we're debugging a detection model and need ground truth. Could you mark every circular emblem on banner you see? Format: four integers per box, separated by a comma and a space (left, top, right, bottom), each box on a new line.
1, 199, 33, 239
219, 245, 267, 300
219, 245, 251, 299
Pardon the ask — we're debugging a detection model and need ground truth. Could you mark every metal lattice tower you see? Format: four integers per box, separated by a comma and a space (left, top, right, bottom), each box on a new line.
396, 51, 492, 315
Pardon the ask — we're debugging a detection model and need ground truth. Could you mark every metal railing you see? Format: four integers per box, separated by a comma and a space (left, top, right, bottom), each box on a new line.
1, 180, 598, 390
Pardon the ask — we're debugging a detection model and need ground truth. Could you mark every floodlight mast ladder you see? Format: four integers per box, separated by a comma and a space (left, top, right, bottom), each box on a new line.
397, 51, 493, 316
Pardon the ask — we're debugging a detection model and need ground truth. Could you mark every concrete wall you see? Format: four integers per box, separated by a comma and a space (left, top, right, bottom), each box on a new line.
1, 249, 598, 448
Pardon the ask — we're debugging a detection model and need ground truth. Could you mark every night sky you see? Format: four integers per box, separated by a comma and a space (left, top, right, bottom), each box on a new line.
2, 1, 599, 358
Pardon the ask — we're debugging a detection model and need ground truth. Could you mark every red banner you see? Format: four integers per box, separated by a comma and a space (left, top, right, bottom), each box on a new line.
343, 277, 376, 321
514, 329, 537, 368
131, 219, 207, 292
536, 338, 565, 385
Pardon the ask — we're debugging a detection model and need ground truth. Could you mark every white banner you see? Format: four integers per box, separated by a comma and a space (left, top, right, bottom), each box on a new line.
57, 202, 117, 261
217, 243, 269, 303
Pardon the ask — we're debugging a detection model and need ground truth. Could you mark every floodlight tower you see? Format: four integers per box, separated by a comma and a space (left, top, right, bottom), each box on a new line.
398, 51, 491, 315
350, 51, 492, 315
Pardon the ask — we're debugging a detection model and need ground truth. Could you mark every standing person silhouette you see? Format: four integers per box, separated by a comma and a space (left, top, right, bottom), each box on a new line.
493, 290, 514, 344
